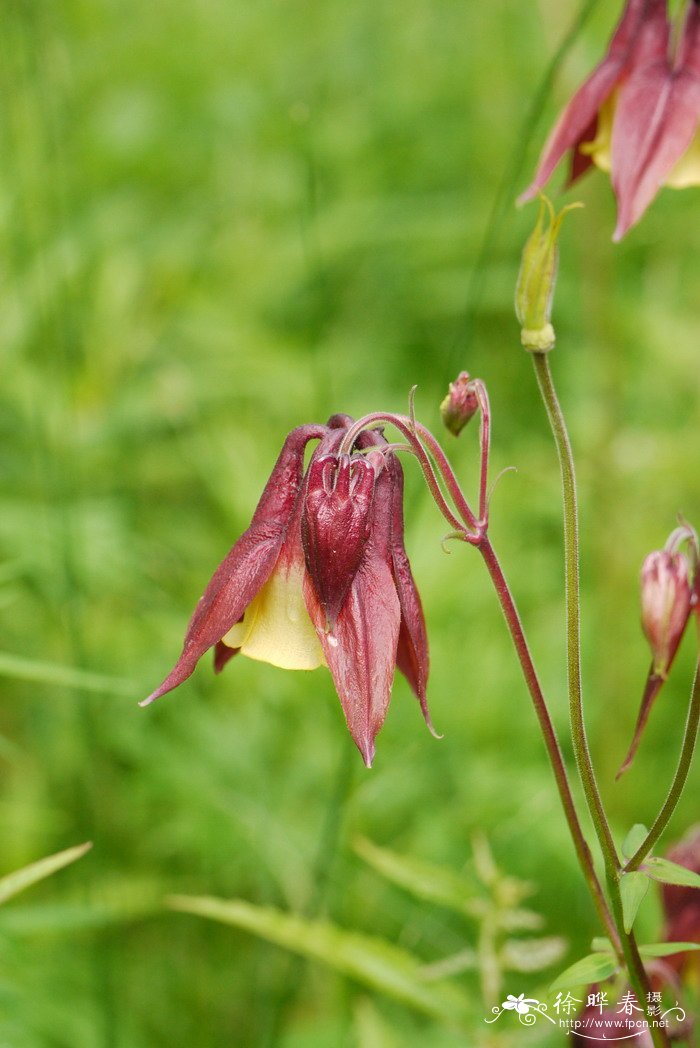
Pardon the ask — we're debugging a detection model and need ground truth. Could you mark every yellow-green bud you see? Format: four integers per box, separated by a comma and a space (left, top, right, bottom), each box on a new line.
515, 195, 582, 354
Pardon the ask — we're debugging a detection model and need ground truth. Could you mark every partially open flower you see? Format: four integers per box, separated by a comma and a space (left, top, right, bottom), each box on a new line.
521, 0, 700, 239
142, 415, 433, 767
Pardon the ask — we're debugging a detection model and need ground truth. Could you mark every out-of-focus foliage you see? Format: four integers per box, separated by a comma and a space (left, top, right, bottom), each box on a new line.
0, 0, 698, 1044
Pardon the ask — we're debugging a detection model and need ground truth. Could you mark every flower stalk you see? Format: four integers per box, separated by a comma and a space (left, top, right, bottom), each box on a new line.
346, 389, 621, 956
531, 350, 670, 1048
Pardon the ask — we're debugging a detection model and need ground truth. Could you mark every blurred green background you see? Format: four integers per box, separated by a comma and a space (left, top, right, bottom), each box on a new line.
1, 0, 698, 1044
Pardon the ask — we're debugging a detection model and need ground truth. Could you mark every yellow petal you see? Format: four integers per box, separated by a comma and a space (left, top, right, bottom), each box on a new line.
579, 89, 700, 190
579, 92, 615, 174
223, 557, 325, 671
666, 126, 700, 188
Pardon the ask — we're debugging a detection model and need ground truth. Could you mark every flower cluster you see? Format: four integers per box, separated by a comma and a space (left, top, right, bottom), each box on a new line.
142, 415, 434, 767
521, 0, 700, 239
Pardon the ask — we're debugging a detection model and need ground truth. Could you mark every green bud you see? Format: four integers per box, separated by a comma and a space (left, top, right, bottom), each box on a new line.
515, 195, 582, 354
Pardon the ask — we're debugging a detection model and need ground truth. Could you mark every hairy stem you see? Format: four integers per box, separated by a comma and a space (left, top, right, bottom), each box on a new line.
532, 352, 668, 1048
625, 662, 700, 872
532, 353, 619, 866
479, 537, 620, 955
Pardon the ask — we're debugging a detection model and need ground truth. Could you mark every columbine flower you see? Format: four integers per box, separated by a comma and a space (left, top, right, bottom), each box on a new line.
521, 0, 700, 239
141, 414, 433, 767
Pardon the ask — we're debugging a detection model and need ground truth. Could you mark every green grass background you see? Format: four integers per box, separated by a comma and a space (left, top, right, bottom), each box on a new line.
0, 0, 698, 1044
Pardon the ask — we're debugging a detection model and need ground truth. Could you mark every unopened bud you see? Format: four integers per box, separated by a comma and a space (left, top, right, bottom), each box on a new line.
515, 196, 582, 353
640, 549, 692, 678
440, 371, 479, 437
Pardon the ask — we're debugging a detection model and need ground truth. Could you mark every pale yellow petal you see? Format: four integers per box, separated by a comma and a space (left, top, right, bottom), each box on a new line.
579, 92, 615, 174
223, 558, 325, 671
666, 126, 700, 188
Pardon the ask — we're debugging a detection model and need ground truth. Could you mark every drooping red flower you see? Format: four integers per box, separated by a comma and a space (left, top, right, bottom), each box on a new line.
521, 0, 667, 197
521, 0, 700, 238
142, 415, 433, 767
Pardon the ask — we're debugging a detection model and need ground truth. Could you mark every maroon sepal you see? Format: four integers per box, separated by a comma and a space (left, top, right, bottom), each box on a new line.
613, 3, 700, 239
141, 424, 326, 706
304, 463, 401, 767
356, 430, 434, 729
616, 665, 665, 778
519, 0, 669, 203
387, 458, 437, 736
302, 453, 377, 630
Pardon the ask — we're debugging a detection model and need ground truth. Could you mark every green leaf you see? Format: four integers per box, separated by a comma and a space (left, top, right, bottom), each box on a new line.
353, 837, 482, 919
549, 953, 618, 992
621, 824, 649, 860
639, 942, 700, 958
619, 871, 650, 933
590, 937, 613, 953
167, 895, 471, 1023
643, 856, 700, 889
0, 843, 92, 906
0, 652, 136, 696
0, 878, 161, 934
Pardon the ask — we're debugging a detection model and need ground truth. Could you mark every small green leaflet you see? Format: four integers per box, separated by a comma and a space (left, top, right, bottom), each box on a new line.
642, 856, 700, 889
621, 824, 649, 861
619, 871, 650, 933
549, 952, 618, 992
638, 942, 700, 958
589, 938, 700, 961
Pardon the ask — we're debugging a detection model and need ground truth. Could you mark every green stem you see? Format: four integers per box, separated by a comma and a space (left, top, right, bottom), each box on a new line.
532, 352, 618, 868
625, 662, 700, 872
532, 352, 669, 1048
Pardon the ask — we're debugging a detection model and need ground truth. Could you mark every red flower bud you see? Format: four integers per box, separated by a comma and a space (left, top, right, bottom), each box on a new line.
618, 540, 695, 776
641, 549, 692, 679
440, 372, 479, 437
